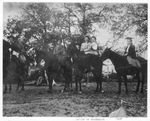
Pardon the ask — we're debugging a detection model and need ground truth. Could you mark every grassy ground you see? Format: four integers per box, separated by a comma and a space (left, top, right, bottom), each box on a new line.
3, 82, 147, 117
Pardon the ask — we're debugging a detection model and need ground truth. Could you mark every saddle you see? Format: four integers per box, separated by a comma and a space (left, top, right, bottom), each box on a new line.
125, 56, 140, 75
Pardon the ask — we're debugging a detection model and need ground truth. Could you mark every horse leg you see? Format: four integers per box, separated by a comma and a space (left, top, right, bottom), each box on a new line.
49, 76, 53, 94
95, 78, 99, 93
20, 76, 25, 92
79, 79, 82, 93
67, 82, 70, 90
47, 72, 52, 94
69, 81, 72, 88
74, 75, 78, 93
9, 84, 12, 93
63, 71, 70, 92
63, 81, 69, 92
4, 84, 7, 93
16, 82, 19, 92
93, 73, 99, 93
75, 81, 78, 93
63, 83, 67, 92
77, 73, 83, 93
21, 82, 25, 91
136, 72, 140, 93
123, 75, 128, 94
140, 72, 145, 93
117, 75, 122, 94
99, 75, 102, 93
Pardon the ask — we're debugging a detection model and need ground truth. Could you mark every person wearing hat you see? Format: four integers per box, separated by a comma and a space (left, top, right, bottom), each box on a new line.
124, 37, 141, 68
80, 35, 92, 54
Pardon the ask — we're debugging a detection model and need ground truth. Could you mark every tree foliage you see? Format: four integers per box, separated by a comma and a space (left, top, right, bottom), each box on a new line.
3, 3, 148, 55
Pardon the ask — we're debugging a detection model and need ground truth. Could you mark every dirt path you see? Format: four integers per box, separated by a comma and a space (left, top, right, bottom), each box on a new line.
3, 82, 147, 117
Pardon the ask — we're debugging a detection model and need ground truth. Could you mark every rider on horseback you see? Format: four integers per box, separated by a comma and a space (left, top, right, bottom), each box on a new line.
124, 37, 141, 68
53, 40, 67, 65
80, 35, 91, 54
81, 35, 98, 55
89, 36, 99, 55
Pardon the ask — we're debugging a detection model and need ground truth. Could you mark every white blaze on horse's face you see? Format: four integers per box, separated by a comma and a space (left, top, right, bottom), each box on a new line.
12, 51, 19, 57
90, 66, 95, 70
40, 59, 45, 66
76, 45, 80, 50
9, 48, 12, 52
71, 58, 73, 62
34, 61, 37, 66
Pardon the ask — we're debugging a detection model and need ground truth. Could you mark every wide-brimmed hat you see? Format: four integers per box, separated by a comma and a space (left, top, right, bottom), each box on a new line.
91, 36, 96, 41
125, 37, 133, 40
84, 35, 90, 40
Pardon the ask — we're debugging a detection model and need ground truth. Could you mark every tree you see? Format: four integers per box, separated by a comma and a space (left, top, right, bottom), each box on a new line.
4, 3, 66, 52
107, 4, 147, 53
4, 3, 147, 55
64, 3, 98, 36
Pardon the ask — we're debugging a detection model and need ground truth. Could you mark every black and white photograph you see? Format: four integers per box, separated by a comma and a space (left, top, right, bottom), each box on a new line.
2, 0, 148, 119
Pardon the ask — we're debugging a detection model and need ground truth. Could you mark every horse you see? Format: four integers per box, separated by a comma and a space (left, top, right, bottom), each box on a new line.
3, 55, 26, 93
3, 40, 11, 79
67, 41, 103, 93
34, 48, 72, 93
3, 40, 34, 93
101, 48, 147, 94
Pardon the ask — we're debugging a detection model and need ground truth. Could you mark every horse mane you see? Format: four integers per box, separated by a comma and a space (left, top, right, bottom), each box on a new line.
137, 56, 147, 62
108, 49, 124, 59
107, 49, 128, 66
67, 41, 80, 55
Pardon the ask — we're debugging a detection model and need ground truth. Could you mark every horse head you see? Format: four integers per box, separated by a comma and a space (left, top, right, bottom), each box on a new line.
66, 41, 80, 57
101, 48, 112, 61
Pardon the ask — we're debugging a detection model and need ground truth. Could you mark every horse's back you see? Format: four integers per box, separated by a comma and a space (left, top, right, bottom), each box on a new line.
137, 56, 147, 65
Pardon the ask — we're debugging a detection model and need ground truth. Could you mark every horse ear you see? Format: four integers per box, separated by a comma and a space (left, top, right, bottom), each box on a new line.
107, 47, 111, 50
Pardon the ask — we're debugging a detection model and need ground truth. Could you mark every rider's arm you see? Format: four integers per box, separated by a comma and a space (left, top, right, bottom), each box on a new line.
84, 44, 91, 52
91, 43, 98, 50
124, 46, 128, 56
80, 43, 85, 51
81, 43, 89, 51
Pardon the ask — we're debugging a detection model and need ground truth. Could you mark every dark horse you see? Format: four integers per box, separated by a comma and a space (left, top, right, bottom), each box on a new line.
3, 40, 34, 93
101, 48, 147, 94
67, 41, 103, 93
34, 48, 72, 93
4, 55, 27, 93
3, 40, 23, 93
